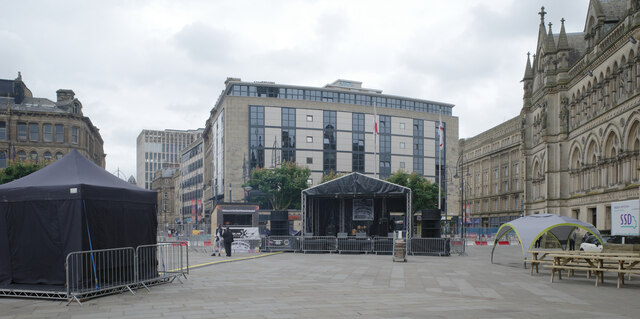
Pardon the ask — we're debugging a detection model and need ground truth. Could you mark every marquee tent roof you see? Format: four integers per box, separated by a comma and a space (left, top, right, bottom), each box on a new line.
490, 214, 603, 262
302, 172, 410, 197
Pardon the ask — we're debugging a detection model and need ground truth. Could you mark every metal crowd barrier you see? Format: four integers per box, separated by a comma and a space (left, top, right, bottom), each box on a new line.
65, 242, 188, 305
136, 242, 189, 289
450, 238, 466, 255
264, 236, 302, 252
373, 237, 394, 254
409, 238, 451, 256
302, 236, 337, 253
337, 237, 373, 254
66, 247, 137, 305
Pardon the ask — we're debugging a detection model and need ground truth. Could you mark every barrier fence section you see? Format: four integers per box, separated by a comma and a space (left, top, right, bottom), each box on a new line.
136, 243, 189, 289
302, 236, 337, 253
409, 238, 451, 256
337, 237, 373, 254
450, 238, 466, 255
265, 236, 302, 252
65, 242, 188, 305
373, 237, 394, 254
66, 247, 137, 304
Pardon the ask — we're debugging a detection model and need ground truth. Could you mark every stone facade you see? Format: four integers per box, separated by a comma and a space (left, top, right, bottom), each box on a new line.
460, 0, 640, 233
456, 117, 525, 228
152, 167, 178, 226
0, 73, 105, 168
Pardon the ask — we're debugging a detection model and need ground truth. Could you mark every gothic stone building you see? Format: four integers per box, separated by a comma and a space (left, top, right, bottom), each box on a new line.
462, 0, 640, 234
0, 73, 105, 168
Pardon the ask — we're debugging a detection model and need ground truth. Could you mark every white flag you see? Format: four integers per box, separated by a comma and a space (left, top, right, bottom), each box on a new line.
438, 115, 444, 150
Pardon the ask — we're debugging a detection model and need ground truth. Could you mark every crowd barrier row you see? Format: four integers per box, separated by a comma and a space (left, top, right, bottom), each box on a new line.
65, 242, 188, 305
262, 236, 464, 256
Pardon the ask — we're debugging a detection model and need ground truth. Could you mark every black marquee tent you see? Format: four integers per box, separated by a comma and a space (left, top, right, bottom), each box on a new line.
0, 150, 157, 286
302, 172, 412, 237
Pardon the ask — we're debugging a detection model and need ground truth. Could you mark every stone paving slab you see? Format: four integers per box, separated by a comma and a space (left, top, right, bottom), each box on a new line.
2, 246, 640, 318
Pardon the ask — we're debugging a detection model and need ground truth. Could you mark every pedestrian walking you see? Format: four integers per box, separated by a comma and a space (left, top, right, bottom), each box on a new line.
222, 226, 234, 257
211, 224, 223, 256
569, 231, 577, 250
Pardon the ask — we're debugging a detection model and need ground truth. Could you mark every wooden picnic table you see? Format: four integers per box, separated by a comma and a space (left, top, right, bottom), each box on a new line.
544, 251, 640, 288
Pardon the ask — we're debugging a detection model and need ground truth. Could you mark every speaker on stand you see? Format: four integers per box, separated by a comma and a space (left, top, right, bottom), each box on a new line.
421, 209, 441, 238
270, 211, 289, 236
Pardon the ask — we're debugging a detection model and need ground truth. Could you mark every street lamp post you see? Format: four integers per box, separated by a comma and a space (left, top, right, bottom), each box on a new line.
454, 152, 468, 255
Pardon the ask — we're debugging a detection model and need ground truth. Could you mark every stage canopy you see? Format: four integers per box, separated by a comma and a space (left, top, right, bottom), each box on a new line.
490, 214, 602, 262
0, 150, 157, 286
301, 172, 411, 237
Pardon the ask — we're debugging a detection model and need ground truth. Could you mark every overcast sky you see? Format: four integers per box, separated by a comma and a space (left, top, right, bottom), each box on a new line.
1, 0, 590, 179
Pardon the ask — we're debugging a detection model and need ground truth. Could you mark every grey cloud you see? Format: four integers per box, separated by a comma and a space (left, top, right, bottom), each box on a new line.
173, 22, 232, 64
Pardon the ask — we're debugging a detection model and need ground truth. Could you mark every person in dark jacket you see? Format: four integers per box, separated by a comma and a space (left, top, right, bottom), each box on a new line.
222, 226, 234, 257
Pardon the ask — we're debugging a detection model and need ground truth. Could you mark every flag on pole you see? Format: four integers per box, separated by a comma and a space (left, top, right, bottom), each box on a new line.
373, 104, 378, 135
438, 115, 444, 150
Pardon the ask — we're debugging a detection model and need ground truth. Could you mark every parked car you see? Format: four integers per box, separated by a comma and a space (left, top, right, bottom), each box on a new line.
580, 235, 603, 252
605, 235, 640, 244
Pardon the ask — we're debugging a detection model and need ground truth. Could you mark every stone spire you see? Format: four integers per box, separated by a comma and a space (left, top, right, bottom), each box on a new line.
545, 22, 556, 53
537, 6, 548, 50
523, 52, 534, 80
556, 18, 569, 51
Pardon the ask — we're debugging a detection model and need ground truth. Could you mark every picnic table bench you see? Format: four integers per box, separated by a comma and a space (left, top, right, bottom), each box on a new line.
543, 251, 640, 288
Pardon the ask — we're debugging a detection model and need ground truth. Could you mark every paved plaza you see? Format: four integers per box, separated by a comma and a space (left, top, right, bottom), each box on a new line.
2, 245, 640, 318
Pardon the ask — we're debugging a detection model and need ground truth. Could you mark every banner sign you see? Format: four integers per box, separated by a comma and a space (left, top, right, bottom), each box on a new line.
228, 227, 261, 253
353, 199, 374, 221
611, 200, 640, 236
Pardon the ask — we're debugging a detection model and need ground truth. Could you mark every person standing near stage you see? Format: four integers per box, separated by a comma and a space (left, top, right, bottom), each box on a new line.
222, 226, 234, 257
211, 224, 223, 256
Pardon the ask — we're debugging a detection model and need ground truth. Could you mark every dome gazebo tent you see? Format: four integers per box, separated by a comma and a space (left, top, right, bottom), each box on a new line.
490, 214, 602, 264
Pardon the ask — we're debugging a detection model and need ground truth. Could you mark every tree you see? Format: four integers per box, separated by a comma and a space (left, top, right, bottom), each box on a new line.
320, 170, 344, 183
244, 161, 311, 211
386, 170, 440, 212
0, 161, 44, 184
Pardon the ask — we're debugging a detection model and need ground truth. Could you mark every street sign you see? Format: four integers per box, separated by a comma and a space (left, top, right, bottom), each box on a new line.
611, 200, 640, 236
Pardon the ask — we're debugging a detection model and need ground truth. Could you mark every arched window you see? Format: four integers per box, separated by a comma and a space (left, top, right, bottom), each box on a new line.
0, 151, 6, 169
17, 150, 26, 162
29, 151, 38, 163
43, 151, 52, 162
55, 152, 64, 160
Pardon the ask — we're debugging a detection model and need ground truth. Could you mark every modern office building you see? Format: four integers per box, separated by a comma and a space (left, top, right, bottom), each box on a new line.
0, 73, 105, 168
136, 128, 203, 189
178, 137, 205, 224
458, 0, 640, 234
202, 78, 459, 222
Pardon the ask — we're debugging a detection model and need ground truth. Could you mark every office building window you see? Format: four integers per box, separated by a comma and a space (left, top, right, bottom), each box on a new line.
352, 113, 365, 173
306, 136, 313, 143
29, 123, 39, 141
0, 122, 5, 140
55, 124, 64, 142
307, 157, 313, 164
323, 110, 337, 174
249, 106, 265, 169
72, 127, 79, 144
413, 119, 424, 175
17, 123, 26, 141
43, 124, 53, 142
379, 115, 391, 178
306, 115, 313, 122
281, 108, 296, 163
